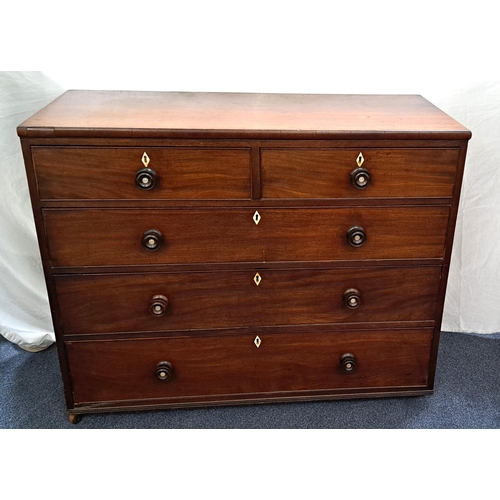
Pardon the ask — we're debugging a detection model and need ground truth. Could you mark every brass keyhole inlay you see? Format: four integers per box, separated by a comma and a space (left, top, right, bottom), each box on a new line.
356, 152, 364, 167
253, 211, 261, 225
142, 152, 150, 167
254, 336, 262, 348
254, 273, 262, 286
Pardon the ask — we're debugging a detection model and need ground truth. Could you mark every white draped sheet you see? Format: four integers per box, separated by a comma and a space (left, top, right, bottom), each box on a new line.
1, 72, 498, 351
0, 72, 63, 351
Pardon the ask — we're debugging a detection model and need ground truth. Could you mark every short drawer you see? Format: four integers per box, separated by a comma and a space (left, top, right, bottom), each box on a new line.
55, 266, 441, 334
66, 329, 433, 405
43, 206, 450, 268
261, 148, 459, 199
32, 147, 251, 200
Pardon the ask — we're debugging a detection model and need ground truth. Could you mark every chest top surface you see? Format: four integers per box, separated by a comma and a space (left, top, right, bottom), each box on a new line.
17, 91, 471, 140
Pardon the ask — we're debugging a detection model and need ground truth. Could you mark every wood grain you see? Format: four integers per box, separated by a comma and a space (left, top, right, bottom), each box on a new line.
43, 206, 450, 267
66, 329, 433, 404
261, 148, 459, 199
18, 91, 471, 140
33, 146, 251, 200
55, 266, 442, 334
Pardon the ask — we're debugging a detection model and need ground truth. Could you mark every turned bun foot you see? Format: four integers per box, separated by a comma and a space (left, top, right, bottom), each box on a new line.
68, 413, 82, 424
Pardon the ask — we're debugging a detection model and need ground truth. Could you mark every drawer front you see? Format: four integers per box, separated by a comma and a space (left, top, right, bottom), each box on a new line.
55, 266, 441, 334
66, 329, 433, 405
32, 147, 251, 200
261, 148, 459, 199
43, 206, 450, 267
55, 267, 441, 334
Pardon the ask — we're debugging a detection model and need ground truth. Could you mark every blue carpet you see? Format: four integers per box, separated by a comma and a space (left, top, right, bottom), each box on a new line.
1, 331, 499, 428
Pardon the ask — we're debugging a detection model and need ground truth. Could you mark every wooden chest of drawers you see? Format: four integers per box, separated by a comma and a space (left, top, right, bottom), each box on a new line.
18, 91, 471, 423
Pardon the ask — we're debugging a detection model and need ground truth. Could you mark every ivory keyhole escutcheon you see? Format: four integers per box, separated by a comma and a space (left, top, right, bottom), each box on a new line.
254, 336, 262, 348
253, 211, 261, 225
254, 273, 262, 286
356, 152, 364, 167
142, 152, 150, 167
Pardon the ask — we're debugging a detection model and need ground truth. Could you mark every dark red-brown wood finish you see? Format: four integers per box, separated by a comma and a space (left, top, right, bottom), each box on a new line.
18, 91, 471, 423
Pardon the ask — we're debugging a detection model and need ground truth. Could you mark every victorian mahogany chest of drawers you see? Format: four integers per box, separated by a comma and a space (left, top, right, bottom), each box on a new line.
18, 91, 471, 423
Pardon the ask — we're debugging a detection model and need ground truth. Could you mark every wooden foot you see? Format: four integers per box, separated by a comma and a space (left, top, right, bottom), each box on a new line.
68, 413, 82, 425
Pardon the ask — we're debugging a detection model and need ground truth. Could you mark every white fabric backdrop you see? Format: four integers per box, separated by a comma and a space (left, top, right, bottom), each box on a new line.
438, 83, 500, 333
2, 2, 500, 350
0, 72, 64, 350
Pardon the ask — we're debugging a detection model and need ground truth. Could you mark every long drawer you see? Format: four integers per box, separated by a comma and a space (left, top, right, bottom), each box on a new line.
32, 147, 252, 200
43, 206, 450, 268
261, 148, 459, 199
66, 329, 433, 405
55, 267, 441, 334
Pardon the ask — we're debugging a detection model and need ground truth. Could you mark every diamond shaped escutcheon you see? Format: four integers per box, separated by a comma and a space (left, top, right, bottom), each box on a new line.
254, 336, 262, 348
253, 211, 261, 225
356, 152, 364, 167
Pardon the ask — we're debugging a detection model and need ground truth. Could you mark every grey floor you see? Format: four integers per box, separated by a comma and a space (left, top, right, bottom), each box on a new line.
1, 330, 500, 428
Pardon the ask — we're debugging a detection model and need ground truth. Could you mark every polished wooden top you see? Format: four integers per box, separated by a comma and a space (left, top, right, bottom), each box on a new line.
17, 90, 471, 140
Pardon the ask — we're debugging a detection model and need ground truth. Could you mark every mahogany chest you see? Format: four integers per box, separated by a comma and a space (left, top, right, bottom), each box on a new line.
17, 91, 471, 423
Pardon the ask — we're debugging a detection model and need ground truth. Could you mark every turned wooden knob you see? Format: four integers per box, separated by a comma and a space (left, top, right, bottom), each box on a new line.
149, 295, 169, 316
141, 229, 163, 251
155, 361, 174, 381
350, 167, 372, 189
343, 288, 361, 309
346, 226, 366, 247
340, 353, 357, 373
135, 167, 157, 190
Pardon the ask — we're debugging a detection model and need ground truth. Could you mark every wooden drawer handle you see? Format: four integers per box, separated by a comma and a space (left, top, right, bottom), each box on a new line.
343, 288, 361, 309
135, 167, 157, 190
346, 226, 366, 247
149, 295, 169, 316
141, 229, 163, 251
156, 361, 174, 381
350, 167, 371, 189
340, 353, 357, 373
